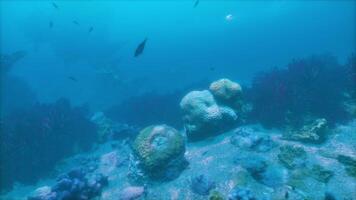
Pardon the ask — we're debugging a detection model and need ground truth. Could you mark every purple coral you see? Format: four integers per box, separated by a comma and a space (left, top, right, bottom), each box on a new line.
248, 54, 351, 128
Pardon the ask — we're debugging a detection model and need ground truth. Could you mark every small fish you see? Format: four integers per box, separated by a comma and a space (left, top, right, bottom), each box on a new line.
49, 21, 53, 28
88, 26, 94, 33
72, 20, 80, 26
68, 76, 78, 82
52, 2, 59, 9
225, 14, 234, 22
134, 38, 147, 57
194, 0, 199, 8
209, 66, 215, 71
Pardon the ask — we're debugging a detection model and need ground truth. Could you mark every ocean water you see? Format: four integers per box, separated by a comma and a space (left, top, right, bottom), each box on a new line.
0, 1, 355, 200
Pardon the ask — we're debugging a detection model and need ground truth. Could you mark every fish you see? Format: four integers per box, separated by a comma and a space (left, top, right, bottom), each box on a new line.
68, 76, 78, 82
88, 26, 94, 33
72, 20, 80, 26
49, 21, 53, 28
52, 2, 59, 9
225, 14, 234, 21
194, 0, 199, 8
134, 38, 147, 57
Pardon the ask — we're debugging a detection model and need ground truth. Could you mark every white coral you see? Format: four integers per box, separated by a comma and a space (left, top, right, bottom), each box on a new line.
180, 90, 237, 140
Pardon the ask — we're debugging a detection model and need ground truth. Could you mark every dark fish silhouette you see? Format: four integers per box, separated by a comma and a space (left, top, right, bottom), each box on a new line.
49, 21, 53, 28
89, 26, 94, 33
72, 20, 80, 26
52, 2, 59, 9
194, 0, 199, 8
68, 76, 78, 82
134, 38, 147, 57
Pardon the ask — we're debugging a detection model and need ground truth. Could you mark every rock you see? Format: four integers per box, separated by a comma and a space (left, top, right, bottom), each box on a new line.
309, 164, 334, 183
337, 155, 356, 178
209, 78, 243, 110
230, 127, 275, 152
190, 174, 216, 196
28, 186, 56, 200
132, 125, 187, 180
228, 187, 256, 200
99, 151, 119, 176
235, 155, 267, 181
285, 118, 328, 143
119, 186, 145, 200
324, 192, 337, 200
180, 90, 237, 141
278, 145, 307, 169
209, 190, 225, 200
260, 165, 287, 188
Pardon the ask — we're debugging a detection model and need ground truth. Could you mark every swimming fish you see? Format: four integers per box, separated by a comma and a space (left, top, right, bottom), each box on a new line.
88, 26, 94, 33
225, 14, 234, 21
49, 21, 53, 29
72, 20, 80, 26
52, 2, 59, 9
194, 0, 199, 8
134, 38, 147, 57
68, 76, 78, 82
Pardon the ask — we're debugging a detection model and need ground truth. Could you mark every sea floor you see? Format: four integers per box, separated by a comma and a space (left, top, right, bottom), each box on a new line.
1, 121, 356, 200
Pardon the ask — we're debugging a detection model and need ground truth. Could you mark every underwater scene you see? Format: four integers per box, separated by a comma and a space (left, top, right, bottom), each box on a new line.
0, 1, 356, 200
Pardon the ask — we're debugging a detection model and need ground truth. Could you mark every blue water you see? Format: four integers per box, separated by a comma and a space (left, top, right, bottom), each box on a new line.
1, 1, 354, 110
1, 1, 356, 199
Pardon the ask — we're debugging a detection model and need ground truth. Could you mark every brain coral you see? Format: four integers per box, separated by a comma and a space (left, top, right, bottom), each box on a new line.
209, 78, 243, 110
132, 125, 186, 179
180, 90, 237, 141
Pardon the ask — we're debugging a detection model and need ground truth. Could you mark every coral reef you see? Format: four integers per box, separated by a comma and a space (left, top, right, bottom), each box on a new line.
131, 125, 187, 180
209, 78, 243, 111
28, 168, 108, 200
0, 98, 97, 189
248, 54, 351, 128
284, 118, 329, 143
230, 127, 275, 152
180, 90, 237, 141
278, 145, 307, 169
91, 112, 139, 142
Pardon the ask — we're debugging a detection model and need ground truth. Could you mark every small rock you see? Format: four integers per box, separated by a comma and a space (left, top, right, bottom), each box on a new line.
119, 186, 145, 200
190, 174, 216, 196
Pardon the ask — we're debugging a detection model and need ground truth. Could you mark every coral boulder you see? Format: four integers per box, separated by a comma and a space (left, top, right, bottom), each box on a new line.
209, 78, 243, 110
180, 90, 238, 141
131, 125, 187, 180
